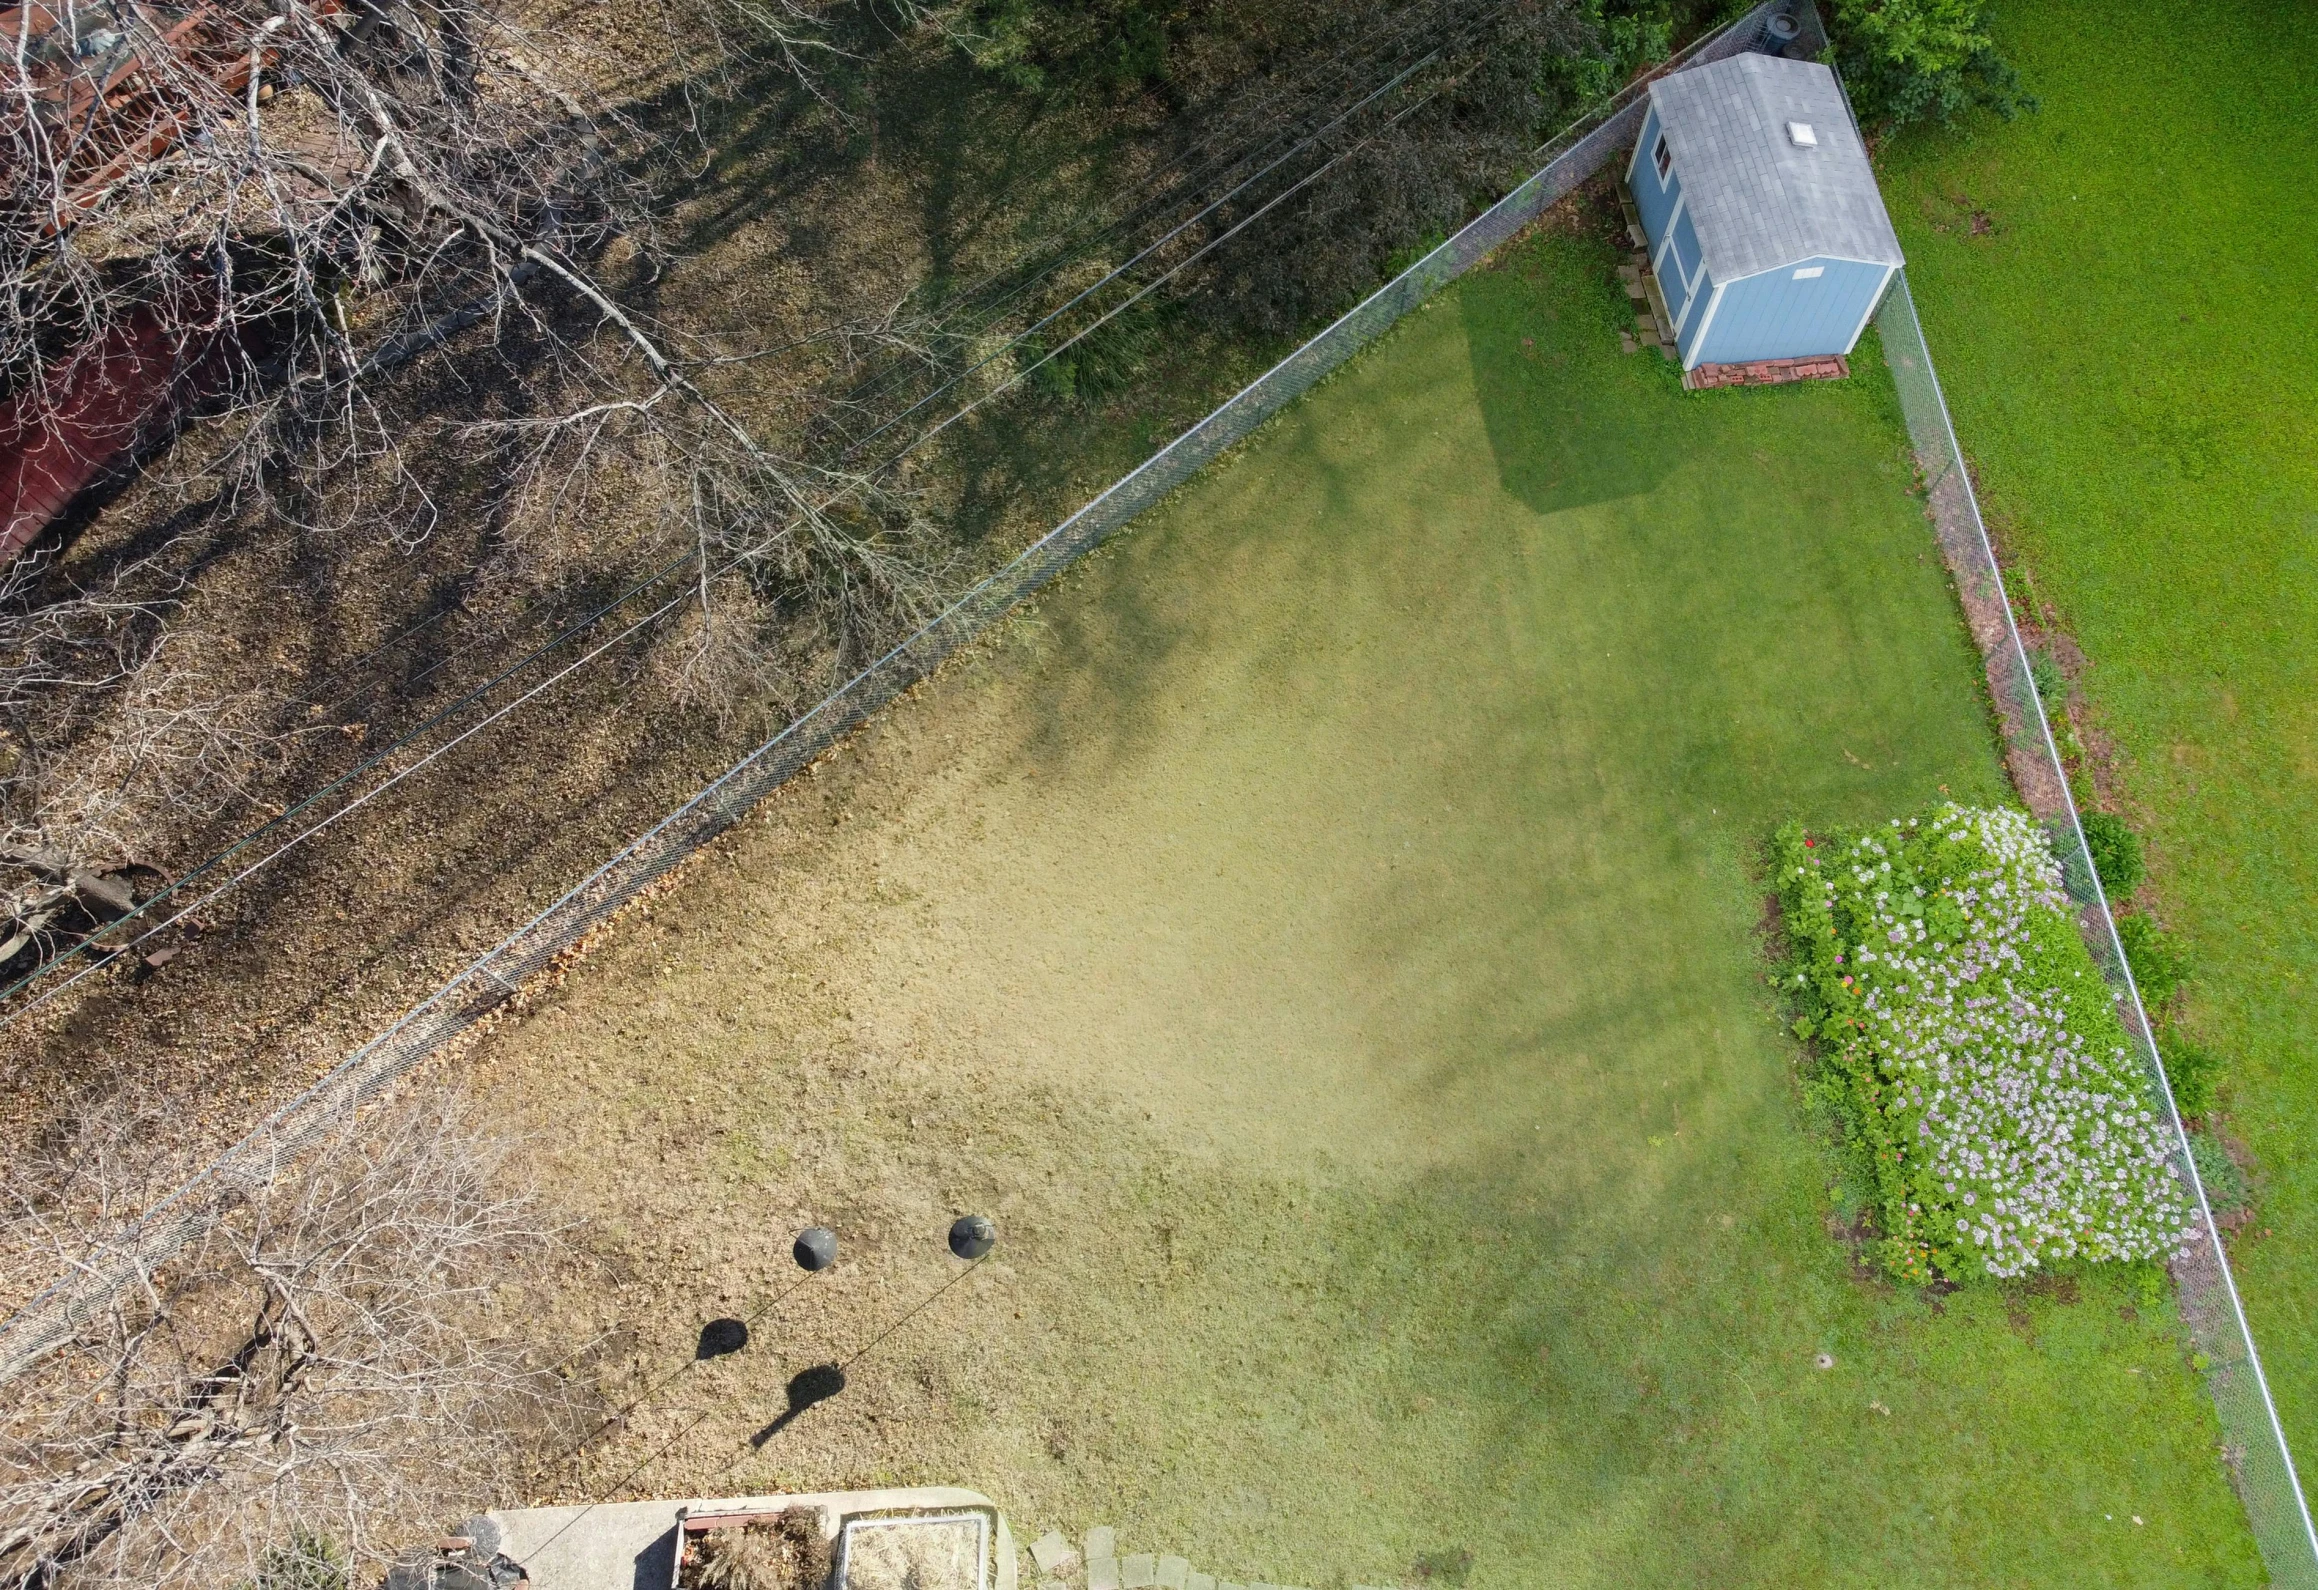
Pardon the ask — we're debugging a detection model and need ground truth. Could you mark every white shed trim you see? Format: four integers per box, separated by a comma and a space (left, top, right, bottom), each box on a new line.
1654, 190, 1690, 292
1674, 250, 1711, 338
1843, 263, 1901, 355
1628, 107, 1678, 196
1643, 55, 1904, 282
1682, 279, 1729, 370
1715, 253, 1902, 283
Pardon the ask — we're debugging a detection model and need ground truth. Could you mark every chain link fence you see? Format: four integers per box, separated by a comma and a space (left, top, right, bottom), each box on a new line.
9, 11, 2312, 1578
1876, 273, 2318, 1586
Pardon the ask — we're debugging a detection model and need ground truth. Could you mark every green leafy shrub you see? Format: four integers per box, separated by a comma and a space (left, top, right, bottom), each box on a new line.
2158, 1029, 2223, 1118
2028, 647, 2066, 711
2077, 810, 2143, 898
2189, 1131, 2248, 1218
956, 0, 1173, 97
1826, 0, 2035, 132
2116, 913, 2190, 1006
1543, 0, 1675, 109
1382, 228, 1451, 280
1775, 804, 2193, 1282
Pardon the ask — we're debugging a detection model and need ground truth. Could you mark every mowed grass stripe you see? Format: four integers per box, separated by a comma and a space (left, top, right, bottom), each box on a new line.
474, 222, 2259, 1585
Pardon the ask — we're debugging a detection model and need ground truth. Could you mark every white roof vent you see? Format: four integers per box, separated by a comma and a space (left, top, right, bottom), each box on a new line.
1787, 121, 1819, 148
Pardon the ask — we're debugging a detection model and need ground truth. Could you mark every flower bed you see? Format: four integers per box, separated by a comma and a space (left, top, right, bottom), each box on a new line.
1775, 804, 2196, 1281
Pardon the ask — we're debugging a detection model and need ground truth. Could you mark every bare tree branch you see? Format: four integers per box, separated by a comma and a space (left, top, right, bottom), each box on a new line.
0, 0, 952, 970
0, 1090, 576, 1590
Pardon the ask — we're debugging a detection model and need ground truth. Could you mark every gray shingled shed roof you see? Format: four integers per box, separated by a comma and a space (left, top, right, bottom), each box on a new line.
1648, 53, 1904, 281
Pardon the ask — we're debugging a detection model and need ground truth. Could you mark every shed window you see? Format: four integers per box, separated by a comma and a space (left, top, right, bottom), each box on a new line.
1653, 135, 1672, 182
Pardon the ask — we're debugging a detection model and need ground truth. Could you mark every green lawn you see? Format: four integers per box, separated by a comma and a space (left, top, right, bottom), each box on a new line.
476, 222, 2259, 1586
1875, 0, 2318, 1478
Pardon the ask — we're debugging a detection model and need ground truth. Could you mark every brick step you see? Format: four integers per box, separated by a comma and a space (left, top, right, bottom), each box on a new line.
1683, 354, 1851, 391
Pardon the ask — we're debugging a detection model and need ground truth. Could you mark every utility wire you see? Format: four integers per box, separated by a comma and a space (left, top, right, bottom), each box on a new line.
832, 0, 1454, 336
524, 1254, 984, 1552
0, 545, 700, 1013
0, 565, 703, 1022
920, 0, 1453, 326
812, 0, 1477, 442
541, 1266, 826, 1474
854, 0, 1520, 471
191, 4, 1471, 749
873, 79, 1458, 475
834, 46, 1451, 464
256, 1, 1490, 729
0, 2, 1519, 1026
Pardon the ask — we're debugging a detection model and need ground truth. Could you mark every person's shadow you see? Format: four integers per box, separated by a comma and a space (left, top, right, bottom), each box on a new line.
749, 1363, 848, 1447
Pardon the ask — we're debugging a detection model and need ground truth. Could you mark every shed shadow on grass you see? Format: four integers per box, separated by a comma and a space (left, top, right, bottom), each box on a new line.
1460, 224, 1680, 520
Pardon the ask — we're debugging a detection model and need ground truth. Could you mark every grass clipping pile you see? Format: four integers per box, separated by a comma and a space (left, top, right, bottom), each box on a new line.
1776, 804, 2196, 1282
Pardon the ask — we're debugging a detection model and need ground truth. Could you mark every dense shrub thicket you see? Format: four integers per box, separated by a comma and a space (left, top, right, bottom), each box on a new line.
1825, 0, 2034, 132
951, 0, 1691, 339
1776, 805, 2196, 1281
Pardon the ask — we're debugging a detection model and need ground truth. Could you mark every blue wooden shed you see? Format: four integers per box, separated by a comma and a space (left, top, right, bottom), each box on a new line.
1625, 52, 1904, 374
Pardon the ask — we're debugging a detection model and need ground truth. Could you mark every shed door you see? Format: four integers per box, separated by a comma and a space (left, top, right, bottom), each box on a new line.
1661, 210, 1703, 324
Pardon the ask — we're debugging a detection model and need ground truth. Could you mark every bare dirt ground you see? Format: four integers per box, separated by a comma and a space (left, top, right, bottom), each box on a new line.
0, 0, 1594, 1335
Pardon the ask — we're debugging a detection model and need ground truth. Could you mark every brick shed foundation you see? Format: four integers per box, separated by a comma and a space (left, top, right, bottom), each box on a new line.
1682, 354, 1849, 391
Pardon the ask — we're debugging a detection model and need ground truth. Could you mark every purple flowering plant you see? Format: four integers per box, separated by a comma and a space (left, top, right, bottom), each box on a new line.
1775, 805, 2197, 1282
